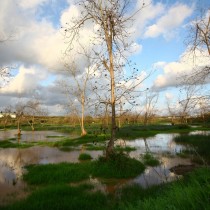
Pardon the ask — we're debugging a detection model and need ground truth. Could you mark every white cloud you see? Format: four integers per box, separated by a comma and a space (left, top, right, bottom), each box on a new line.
132, 0, 165, 38
144, 3, 193, 39
153, 49, 210, 90
18, 0, 49, 9
0, 0, 199, 115
1, 66, 47, 94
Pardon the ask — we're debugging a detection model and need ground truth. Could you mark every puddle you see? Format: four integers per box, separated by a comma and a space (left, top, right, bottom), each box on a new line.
122, 133, 184, 156
0, 130, 78, 142
0, 146, 102, 205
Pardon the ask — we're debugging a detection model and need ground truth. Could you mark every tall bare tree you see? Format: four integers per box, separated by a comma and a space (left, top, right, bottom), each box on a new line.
63, 0, 147, 157
60, 53, 95, 136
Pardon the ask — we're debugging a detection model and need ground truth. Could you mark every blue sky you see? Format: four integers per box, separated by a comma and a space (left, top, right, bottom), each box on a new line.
0, 0, 209, 116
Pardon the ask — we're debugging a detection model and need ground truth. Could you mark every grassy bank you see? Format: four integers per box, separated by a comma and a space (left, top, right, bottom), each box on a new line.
174, 134, 210, 164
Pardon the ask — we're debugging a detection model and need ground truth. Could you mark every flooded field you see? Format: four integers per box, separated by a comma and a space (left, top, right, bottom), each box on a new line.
0, 129, 78, 142
0, 130, 206, 204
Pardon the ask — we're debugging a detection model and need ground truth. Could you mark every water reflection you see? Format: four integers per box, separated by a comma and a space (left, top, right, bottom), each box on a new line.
124, 133, 184, 157
0, 146, 102, 204
0, 131, 204, 205
0, 130, 78, 142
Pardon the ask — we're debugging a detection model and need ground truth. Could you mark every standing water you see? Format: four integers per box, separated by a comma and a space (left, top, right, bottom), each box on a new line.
0, 130, 203, 204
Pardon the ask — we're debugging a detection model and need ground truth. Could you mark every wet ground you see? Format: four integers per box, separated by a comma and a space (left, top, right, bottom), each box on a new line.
0, 130, 206, 205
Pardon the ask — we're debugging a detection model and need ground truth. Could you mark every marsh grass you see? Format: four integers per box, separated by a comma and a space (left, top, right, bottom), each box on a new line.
142, 153, 160, 166
78, 153, 92, 161
94, 153, 145, 179
2, 167, 210, 210
23, 162, 93, 185
1, 184, 109, 210
174, 134, 210, 163
123, 167, 210, 210
1, 125, 209, 149
23, 154, 145, 185
114, 146, 136, 152
0, 140, 33, 148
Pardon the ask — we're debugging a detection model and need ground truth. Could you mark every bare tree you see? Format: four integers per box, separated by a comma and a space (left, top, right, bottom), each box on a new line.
178, 84, 202, 124
63, 0, 147, 157
143, 89, 159, 126
166, 97, 177, 125
23, 99, 47, 131
14, 99, 46, 135
60, 54, 95, 136
186, 9, 210, 83
0, 106, 13, 129
14, 103, 25, 136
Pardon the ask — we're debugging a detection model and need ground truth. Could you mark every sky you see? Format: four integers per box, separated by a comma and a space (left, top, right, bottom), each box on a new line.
0, 0, 209, 116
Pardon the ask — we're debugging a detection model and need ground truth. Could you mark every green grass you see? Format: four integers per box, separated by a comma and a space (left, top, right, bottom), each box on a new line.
23, 154, 145, 185
93, 153, 145, 179
1, 184, 109, 210
23, 162, 93, 185
174, 134, 210, 163
142, 153, 160, 166
2, 167, 210, 210
116, 124, 210, 140
123, 167, 210, 210
78, 153, 92, 161
85, 144, 106, 151
114, 146, 136, 152
0, 124, 209, 149
0, 140, 33, 148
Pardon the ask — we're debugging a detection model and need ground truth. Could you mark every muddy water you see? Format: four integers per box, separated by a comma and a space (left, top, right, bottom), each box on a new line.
0, 131, 201, 205
0, 146, 102, 205
0, 130, 78, 142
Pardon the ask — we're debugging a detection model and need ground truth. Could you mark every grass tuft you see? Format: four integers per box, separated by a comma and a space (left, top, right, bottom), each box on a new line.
142, 153, 160, 166
78, 153, 93, 161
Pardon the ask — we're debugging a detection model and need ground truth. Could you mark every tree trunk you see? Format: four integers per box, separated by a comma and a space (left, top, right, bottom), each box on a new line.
106, 65, 116, 157
81, 94, 87, 136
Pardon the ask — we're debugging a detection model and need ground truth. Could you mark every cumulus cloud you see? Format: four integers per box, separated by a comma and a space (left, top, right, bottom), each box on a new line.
0, 0, 198, 115
1, 66, 48, 94
18, 0, 49, 9
144, 3, 193, 39
153, 50, 210, 90
132, 0, 165, 38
